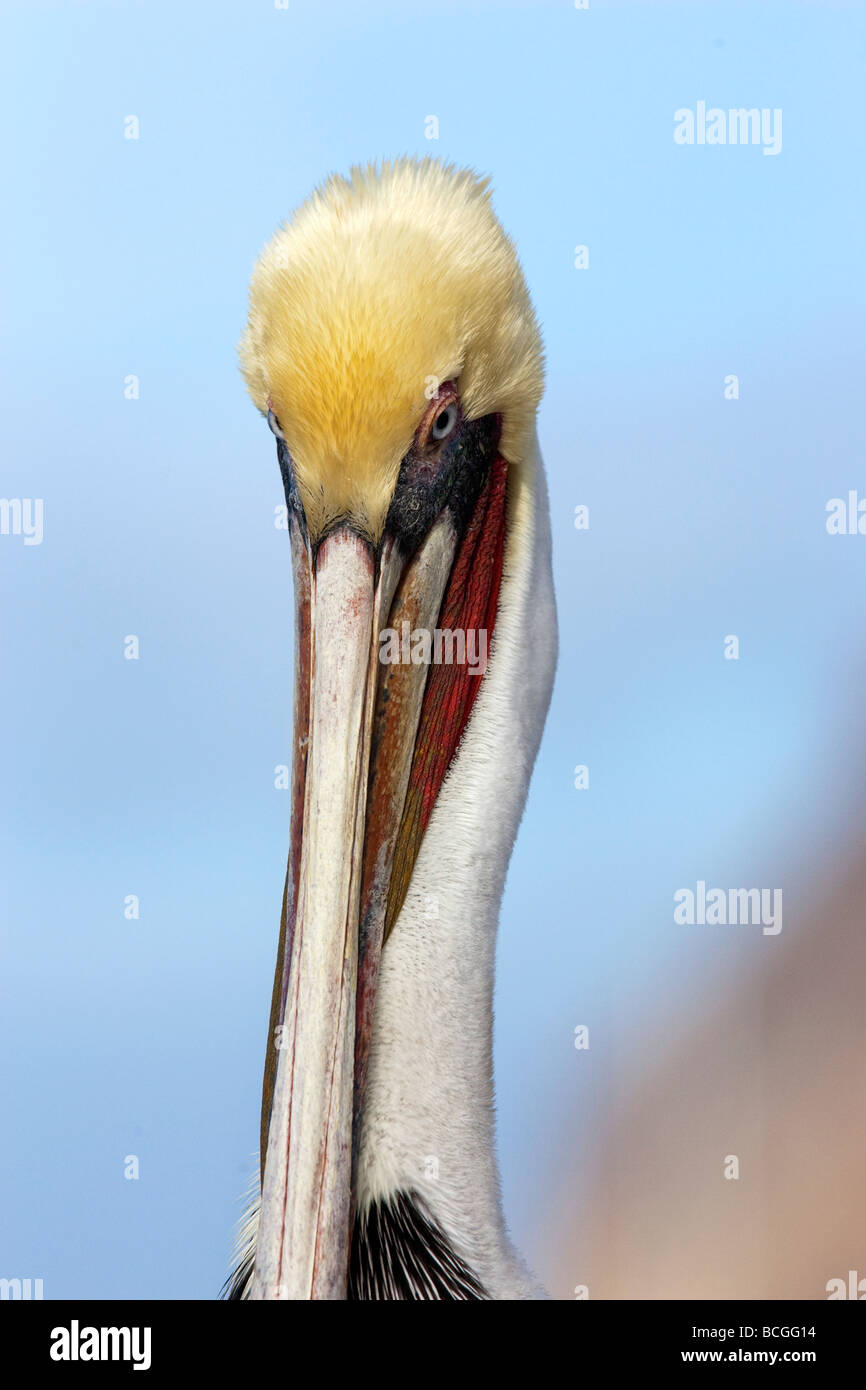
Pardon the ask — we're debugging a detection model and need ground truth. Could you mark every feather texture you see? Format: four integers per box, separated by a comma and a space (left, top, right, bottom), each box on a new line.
239, 157, 543, 541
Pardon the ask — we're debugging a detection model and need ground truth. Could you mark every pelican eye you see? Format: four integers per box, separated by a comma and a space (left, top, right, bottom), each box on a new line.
267, 408, 285, 441
430, 403, 458, 442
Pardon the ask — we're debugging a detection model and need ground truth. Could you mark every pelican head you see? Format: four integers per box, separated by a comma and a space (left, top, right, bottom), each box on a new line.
229, 158, 556, 1300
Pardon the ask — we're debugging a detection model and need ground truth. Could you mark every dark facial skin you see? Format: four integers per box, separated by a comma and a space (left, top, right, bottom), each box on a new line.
269, 388, 502, 568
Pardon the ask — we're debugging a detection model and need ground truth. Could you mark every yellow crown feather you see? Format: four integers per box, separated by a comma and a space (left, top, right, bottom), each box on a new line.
239, 157, 543, 542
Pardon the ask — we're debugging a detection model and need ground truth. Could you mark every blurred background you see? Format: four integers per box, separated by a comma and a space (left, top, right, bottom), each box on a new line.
1, 0, 864, 1299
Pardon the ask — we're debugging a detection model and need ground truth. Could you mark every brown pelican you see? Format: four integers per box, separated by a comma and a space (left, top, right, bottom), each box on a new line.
225, 158, 557, 1300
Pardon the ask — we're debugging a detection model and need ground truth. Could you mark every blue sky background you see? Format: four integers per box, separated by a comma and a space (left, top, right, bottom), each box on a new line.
1, 0, 864, 1298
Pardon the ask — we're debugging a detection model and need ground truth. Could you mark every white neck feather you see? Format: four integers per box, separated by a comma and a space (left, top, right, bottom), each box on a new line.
355, 430, 557, 1298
